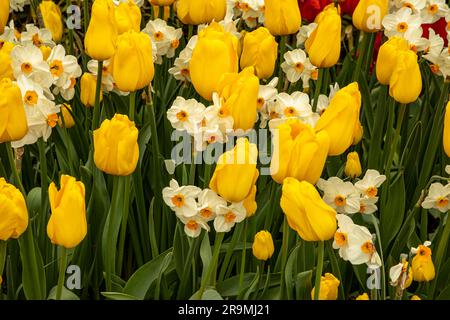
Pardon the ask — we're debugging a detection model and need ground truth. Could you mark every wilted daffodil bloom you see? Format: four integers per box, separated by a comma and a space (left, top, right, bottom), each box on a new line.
190, 22, 238, 100
177, 0, 227, 25
80, 73, 102, 107
270, 118, 330, 185
311, 273, 340, 300
240, 27, 278, 79
352, 0, 388, 33
111, 31, 154, 92
39, 1, 63, 42
443, 101, 450, 157
315, 82, 362, 156
305, 4, 341, 68
389, 50, 422, 104
389, 256, 413, 289
0, 178, 28, 241
0, 0, 9, 35
411, 242, 436, 282
216, 67, 259, 131
115, 0, 142, 34
280, 178, 337, 242
58, 104, 75, 129
345, 152, 362, 178
94, 114, 139, 176
252, 230, 275, 261
85, 0, 118, 61
47, 175, 87, 249
210, 138, 259, 203
264, 0, 301, 36
0, 78, 28, 143
376, 37, 409, 85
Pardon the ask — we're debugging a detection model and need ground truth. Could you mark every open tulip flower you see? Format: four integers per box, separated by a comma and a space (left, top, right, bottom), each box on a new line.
0, 0, 449, 304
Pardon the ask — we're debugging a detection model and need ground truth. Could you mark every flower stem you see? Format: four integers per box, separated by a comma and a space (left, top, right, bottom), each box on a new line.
429, 212, 450, 298
129, 91, 136, 121
55, 246, 68, 300
277, 36, 287, 91
92, 60, 104, 131
199, 232, 224, 298
314, 241, 324, 300
371, 214, 386, 300
279, 217, 289, 299
238, 220, 248, 293
5, 142, 25, 194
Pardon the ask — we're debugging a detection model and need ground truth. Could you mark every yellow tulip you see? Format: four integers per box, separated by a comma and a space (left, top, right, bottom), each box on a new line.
411, 245, 435, 282
58, 104, 75, 128
443, 102, 450, 157
352, 0, 388, 33
389, 50, 422, 104
152, 5, 171, 20
94, 114, 139, 176
410, 295, 421, 300
0, 78, 28, 143
39, 1, 64, 42
243, 184, 257, 217
216, 67, 259, 131
80, 73, 102, 108
0, 0, 8, 35
240, 27, 278, 79
0, 178, 28, 241
177, 0, 226, 25
0, 42, 14, 80
356, 293, 369, 300
315, 82, 362, 156
115, 0, 142, 34
252, 231, 275, 261
270, 119, 330, 185
47, 175, 87, 248
280, 178, 337, 242
150, 0, 175, 5
376, 37, 409, 85
353, 120, 364, 145
264, 0, 301, 36
210, 138, 259, 203
311, 273, 340, 300
344, 152, 362, 178
190, 22, 239, 100
111, 31, 154, 92
40, 45, 52, 60
305, 4, 341, 68
85, 0, 118, 61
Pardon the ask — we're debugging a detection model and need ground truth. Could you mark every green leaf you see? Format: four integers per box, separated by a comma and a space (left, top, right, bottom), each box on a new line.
294, 270, 313, 300
101, 292, 140, 300
48, 286, 80, 300
190, 288, 224, 300
200, 232, 212, 280
436, 285, 450, 300
284, 243, 301, 300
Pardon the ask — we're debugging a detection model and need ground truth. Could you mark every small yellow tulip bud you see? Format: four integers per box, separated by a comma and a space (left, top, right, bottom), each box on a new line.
0, 78, 28, 143
115, 0, 142, 34
411, 245, 436, 282
376, 37, 409, 85
177, 0, 227, 25
311, 273, 340, 300
410, 295, 421, 300
0, 178, 28, 241
356, 293, 370, 300
352, 0, 388, 33
252, 231, 275, 261
80, 73, 102, 108
264, 0, 301, 36
389, 50, 422, 104
443, 102, 450, 157
58, 104, 75, 129
0, 0, 9, 35
39, 1, 64, 42
345, 152, 362, 178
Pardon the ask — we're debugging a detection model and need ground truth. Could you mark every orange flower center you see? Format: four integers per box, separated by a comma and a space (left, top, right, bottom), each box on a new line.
418, 245, 431, 257
171, 39, 180, 49
207, 136, 217, 144
218, 107, 230, 118
295, 62, 305, 73
69, 77, 77, 89
402, 3, 414, 10
181, 68, 190, 77
360, 203, 366, 214
21, 62, 33, 74
154, 31, 164, 41
436, 197, 449, 208
334, 232, 347, 247
284, 107, 296, 117
50, 60, 64, 77
200, 207, 213, 218
239, 2, 250, 11
257, 97, 265, 109
186, 220, 198, 231
24, 90, 38, 105
32, 34, 42, 47
334, 195, 346, 207
397, 22, 409, 33
47, 113, 58, 128
361, 241, 375, 254
171, 194, 185, 208
0, 40, 4, 49
427, 4, 438, 14
224, 211, 236, 223
176, 110, 188, 122
269, 111, 279, 120
366, 186, 378, 198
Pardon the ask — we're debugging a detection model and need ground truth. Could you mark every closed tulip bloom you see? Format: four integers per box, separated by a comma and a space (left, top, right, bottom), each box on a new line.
443, 102, 450, 157
264, 0, 301, 36
411, 245, 435, 282
305, 4, 341, 68
150, 0, 175, 5
356, 293, 369, 300
315, 82, 362, 156
39, 1, 64, 42
210, 138, 259, 203
280, 178, 337, 242
58, 104, 75, 128
271, 119, 330, 185
389, 50, 422, 104
0, 178, 28, 241
311, 273, 340, 300
177, 0, 226, 25
115, 0, 142, 34
376, 37, 409, 85
0, 78, 28, 143
80, 73, 102, 107
0, 0, 8, 34
111, 31, 154, 92
47, 175, 87, 248
252, 231, 275, 261
216, 67, 259, 131
94, 114, 139, 176
190, 22, 238, 100
352, 0, 388, 33
85, 0, 118, 61
345, 152, 362, 178
240, 27, 278, 79
0, 41, 14, 80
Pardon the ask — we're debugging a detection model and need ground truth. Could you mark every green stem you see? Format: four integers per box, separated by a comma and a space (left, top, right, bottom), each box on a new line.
277, 36, 287, 91
218, 223, 242, 282
129, 91, 136, 121
55, 247, 67, 300
147, 100, 163, 191
371, 214, 386, 300
116, 175, 132, 275
38, 138, 48, 236
5, 143, 25, 194
199, 232, 224, 297
312, 68, 324, 112
429, 212, 450, 298
385, 103, 407, 183
313, 241, 324, 300
238, 221, 248, 292
279, 217, 289, 299
92, 60, 104, 131
352, 32, 369, 82
0, 241, 6, 277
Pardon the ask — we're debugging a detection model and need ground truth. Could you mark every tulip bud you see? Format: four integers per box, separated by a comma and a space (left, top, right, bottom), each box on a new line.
111, 31, 155, 92
190, 22, 239, 100
410, 295, 421, 300
94, 114, 139, 176
39, 1, 64, 42
264, 0, 301, 36
411, 245, 436, 282
271, 118, 330, 185
150, 0, 175, 5
85, 0, 118, 61
0, 178, 28, 241
311, 273, 340, 300
315, 82, 362, 156
376, 37, 409, 85
252, 231, 275, 261
352, 0, 388, 33
345, 152, 362, 178
356, 293, 369, 300
443, 102, 450, 157
240, 27, 278, 79
0, 0, 9, 34
281, 178, 337, 242
389, 50, 422, 104
80, 73, 102, 108
177, 0, 227, 25
115, 0, 142, 34
210, 138, 259, 203
47, 175, 87, 248
305, 4, 341, 68
58, 104, 75, 128
216, 67, 259, 131
0, 78, 28, 143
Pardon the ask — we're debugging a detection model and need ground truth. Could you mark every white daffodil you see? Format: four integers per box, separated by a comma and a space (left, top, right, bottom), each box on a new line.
87, 59, 115, 92
318, 177, 361, 214
17, 75, 47, 110
274, 91, 313, 120
167, 96, 206, 134
202, 93, 234, 135
179, 215, 210, 238
20, 24, 55, 48
143, 19, 174, 58
296, 23, 317, 47
10, 0, 30, 12
421, 0, 448, 24
193, 123, 227, 152
358, 196, 379, 214
410, 240, 432, 254
382, 7, 423, 41
196, 189, 227, 222
164, 27, 183, 59
421, 29, 445, 55
314, 83, 340, 115
162, 179, 202, 218
257, 78, 278, 111
214, 202, 247, 233
0, 21, 19, 43
389, 254, 412, 289
281, 49, 316, 86
168, 49, 192, 82
354, 169, 387, 199
424, 46, 450, 80
394, 0, 427, 13
421, 182, 450, 212
47, 45, 82, 86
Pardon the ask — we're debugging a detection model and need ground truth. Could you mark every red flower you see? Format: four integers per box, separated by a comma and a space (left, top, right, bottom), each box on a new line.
422, 17, 448, 47
339, 0, 360, 16
298, 0, 332, 22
